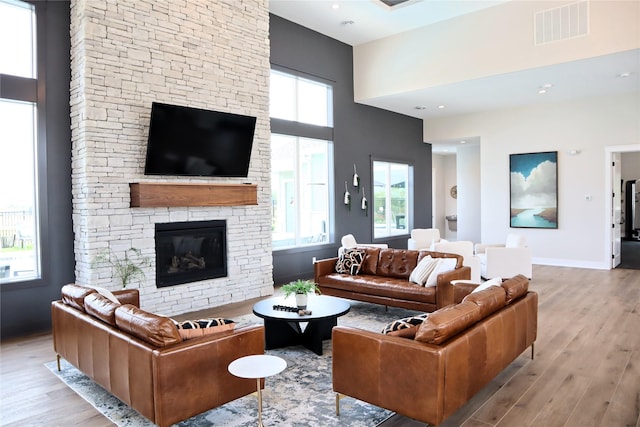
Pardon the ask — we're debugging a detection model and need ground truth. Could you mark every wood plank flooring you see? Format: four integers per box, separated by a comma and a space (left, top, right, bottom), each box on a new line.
1, 265, 638, 427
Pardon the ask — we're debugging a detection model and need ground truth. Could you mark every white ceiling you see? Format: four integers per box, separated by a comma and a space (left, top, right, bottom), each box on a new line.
269, 0, 509, 47
269, 0, 640, 154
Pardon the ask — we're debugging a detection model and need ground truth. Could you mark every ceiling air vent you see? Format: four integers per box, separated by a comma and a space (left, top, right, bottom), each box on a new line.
377, 0, 415, 9
535, 0, 589, 45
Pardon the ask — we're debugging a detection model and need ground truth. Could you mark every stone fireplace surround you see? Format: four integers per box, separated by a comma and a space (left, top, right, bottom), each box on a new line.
70, 0, 273, 317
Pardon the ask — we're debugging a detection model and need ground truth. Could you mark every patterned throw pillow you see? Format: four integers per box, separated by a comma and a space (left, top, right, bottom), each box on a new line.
335, 248, 366, 275
381, 313, 429, 334
172, 318, 235, 340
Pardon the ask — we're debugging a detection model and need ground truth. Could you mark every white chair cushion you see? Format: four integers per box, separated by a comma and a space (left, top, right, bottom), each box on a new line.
410, 228, 440, 244
341, 234, 357, 248
505, 234, 526, 248
432, 241, 474, 259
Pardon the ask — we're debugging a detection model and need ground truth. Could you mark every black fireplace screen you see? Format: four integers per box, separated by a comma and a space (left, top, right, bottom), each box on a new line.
155, 220, 227, 287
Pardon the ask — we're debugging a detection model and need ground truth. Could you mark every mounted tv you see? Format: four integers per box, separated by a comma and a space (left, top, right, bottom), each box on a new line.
144, 102, 256, 177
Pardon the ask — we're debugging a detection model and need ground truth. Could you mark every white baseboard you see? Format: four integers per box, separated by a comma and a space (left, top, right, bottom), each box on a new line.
533, 257, 610, 270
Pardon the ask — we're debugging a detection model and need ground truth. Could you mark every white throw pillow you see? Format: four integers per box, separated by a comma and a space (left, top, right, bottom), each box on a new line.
90, 286, 120, 304
471, 277, 502, 293
425, 258, 457, 287
409, 256, 438, 285
451, 279, 480, 286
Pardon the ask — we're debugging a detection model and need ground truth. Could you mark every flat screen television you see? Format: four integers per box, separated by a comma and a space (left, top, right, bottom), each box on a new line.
144, 102, 256, 177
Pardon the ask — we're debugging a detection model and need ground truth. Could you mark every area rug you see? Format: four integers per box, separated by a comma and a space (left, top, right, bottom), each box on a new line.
46, 301, 422, 427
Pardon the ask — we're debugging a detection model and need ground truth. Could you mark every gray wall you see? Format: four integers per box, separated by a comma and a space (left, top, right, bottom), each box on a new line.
270, 15, 431, 285
0, 1, 74, 340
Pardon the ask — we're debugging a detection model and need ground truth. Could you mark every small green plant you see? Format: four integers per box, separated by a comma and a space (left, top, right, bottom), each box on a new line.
92, 247, 151, 288
280, 279, 320, 298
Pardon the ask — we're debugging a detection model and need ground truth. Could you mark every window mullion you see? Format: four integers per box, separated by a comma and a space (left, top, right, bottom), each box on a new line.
294, 78, 300, 123
294, 138, 302, 246
386, 164, 392, 235
0, 74, 38, 102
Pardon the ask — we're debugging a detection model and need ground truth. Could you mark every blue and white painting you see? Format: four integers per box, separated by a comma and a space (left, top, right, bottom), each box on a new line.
510, 151, 558, 229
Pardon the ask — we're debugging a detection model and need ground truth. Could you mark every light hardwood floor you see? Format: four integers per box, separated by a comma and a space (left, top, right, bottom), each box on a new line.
1, 265, 638, 427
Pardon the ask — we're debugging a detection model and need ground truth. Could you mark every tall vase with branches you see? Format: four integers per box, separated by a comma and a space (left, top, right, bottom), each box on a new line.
92, 247, 151, 288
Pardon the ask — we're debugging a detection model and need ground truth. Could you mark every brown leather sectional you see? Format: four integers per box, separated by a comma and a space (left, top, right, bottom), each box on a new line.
314, 247, 472, 312
332, 275, 538, 426
51, 284, 265, 427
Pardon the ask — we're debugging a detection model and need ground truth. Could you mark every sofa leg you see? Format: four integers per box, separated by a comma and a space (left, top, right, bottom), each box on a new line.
531, 342, 535, 360
336, 393, 344, 416
56, 354, 61, 371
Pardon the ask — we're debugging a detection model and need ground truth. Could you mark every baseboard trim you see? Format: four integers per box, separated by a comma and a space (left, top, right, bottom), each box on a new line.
533, 258, 610, 270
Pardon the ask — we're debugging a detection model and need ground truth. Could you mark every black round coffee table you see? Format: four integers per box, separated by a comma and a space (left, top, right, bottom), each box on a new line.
252, 294, 350, 355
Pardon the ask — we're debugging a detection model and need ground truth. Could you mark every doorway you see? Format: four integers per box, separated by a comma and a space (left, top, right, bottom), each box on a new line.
606, 144, 640, 269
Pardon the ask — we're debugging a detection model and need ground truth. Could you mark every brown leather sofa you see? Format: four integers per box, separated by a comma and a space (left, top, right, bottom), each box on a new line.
51, 284, 265, 427
314, 247, 471, 312
332, 275, 537, 426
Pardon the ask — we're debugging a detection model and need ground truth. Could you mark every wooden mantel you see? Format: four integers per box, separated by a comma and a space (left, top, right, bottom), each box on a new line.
130, 182, 258, 207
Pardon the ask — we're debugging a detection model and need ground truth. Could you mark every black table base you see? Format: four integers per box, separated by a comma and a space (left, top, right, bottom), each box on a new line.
253, 295, 350, 356
263, 317, 337, 355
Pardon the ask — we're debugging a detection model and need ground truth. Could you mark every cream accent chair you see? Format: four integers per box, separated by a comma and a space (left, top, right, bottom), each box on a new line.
407, 228, 442, 250
432, 240, 481, 282
475, 233, 532, 279
338, 234, 388, 256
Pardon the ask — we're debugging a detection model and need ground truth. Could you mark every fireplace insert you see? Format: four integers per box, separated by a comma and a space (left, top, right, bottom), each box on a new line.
155, 220, 227, 287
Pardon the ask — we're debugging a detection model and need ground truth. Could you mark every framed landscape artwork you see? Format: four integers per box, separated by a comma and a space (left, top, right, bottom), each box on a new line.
509, 151, 558, 229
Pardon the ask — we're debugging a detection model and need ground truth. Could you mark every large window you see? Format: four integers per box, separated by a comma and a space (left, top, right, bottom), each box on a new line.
270, 70, 332, 127
0, 0, 36, 79
373, 160, 412, 238
270, 69, 333, 249
0, 0, 40, 283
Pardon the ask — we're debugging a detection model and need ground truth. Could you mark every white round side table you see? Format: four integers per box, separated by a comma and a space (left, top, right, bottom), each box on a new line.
228, 354, 287, 427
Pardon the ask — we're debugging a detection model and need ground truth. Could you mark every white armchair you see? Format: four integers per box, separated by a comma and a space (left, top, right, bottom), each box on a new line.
432, 240, 481, 282
338, 234, 388, 256
475, 234, 532, 279
407, 228, 442, 250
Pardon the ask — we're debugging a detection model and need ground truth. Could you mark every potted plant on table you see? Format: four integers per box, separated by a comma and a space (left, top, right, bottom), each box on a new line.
280, 279, 320, 310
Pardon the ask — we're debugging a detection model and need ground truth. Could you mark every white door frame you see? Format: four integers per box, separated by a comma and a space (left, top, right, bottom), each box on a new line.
612, 152, 622, 267
605, 143, 640, 268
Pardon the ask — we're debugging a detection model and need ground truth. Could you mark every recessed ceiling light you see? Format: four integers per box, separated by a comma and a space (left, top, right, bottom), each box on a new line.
618, 72, 631, 78
437, 105, 445, 109
460, 140, 466, 144
332, 3, 340, 9
538, 83, 553, 94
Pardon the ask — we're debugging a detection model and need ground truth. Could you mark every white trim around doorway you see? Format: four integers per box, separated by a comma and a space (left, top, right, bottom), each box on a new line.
605, 144, 640, 269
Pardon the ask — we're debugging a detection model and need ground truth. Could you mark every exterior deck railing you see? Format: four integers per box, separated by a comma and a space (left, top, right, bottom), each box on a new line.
0, 210, 34, 248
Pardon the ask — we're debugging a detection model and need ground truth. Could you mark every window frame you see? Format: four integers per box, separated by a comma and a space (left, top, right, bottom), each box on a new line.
0, 0, 48, 288
371, 158, 414, 239
270, 66, 335, 251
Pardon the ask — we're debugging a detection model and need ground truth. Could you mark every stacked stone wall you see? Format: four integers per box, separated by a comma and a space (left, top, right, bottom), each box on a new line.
70, 0, 272, 315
